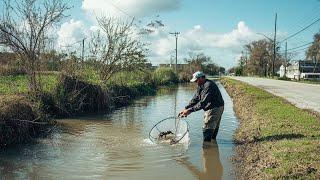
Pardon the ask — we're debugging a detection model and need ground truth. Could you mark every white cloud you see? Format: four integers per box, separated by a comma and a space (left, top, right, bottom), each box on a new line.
146, 21, 259, 68
55, 18, 258, 68
183, 21, 256, 49
154, 38, 172, 56
82, 0, 181, 18
89, 25, 101, 33
57, 19, 91, 49
78, 1, 258, 68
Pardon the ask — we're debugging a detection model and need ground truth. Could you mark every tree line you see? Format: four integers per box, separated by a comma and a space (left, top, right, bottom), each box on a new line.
183, 52, 225, 76
0, 0, 149, 93
0, 0, 226, 94
229, 33, 320, 76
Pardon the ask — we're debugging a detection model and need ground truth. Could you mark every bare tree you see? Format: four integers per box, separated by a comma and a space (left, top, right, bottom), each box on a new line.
0, 0, 69, 92
88, 30, 106, 61
184, 52, 211, 71
306, 33, 320, 73
244, 40, 274, 76
93, 17, 148, 82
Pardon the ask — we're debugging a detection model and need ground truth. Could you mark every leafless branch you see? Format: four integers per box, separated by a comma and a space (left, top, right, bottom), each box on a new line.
87, 16, 147, 82
0, 0, 70, 92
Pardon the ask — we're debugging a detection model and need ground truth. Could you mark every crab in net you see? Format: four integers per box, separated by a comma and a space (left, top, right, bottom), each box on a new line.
149, 117, 189, 145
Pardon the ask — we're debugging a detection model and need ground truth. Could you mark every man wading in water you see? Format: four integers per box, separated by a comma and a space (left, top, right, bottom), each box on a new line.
179, 71, 224, 142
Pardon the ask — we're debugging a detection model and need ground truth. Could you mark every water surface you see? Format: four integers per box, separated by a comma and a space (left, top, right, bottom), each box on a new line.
0, 82, 238, 180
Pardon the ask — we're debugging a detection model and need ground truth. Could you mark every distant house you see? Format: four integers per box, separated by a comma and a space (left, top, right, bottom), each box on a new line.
280, 60, 320, 80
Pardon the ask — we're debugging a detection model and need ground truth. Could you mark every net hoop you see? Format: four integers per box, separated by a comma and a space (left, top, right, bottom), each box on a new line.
149, 116, 189, 144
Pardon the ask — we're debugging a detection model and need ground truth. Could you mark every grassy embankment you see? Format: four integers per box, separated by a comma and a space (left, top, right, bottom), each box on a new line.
0, 74, 58, 146
0, 74, 59, 94
221, 78, 320, 179
0, 67, 180, 147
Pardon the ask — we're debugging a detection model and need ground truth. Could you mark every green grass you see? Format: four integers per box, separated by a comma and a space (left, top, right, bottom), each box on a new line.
108, 70, 153, 86
106, 70, 156, 98
106, 68, 179, 87
241, 80, 320, 138
75, 65, 103, 85
0, 74, 59, 94
0, 75, 28, 94
73, 65, 155, 88
152, 67, 179, 85
0, 67, 179, 98
222, 78, 320, 179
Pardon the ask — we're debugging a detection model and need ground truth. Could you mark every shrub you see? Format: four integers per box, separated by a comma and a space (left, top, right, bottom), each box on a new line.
0, 65, 26, 76
152, 67, 179, 85
54, 75, 109, 116
0, 96, 41, 147
178, 71, 191, 82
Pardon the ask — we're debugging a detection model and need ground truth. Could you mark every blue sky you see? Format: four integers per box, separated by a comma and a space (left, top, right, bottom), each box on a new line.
2, 0, 320, 68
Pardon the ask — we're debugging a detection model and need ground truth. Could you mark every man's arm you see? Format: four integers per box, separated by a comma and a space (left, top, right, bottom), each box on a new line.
185, 88, 201, 109
179, 88, 200, 117
188, 85, 213, 112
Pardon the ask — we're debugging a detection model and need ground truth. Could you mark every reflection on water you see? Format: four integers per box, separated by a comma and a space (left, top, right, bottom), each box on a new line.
176, 140, 223, 180
0, 82, 238, 180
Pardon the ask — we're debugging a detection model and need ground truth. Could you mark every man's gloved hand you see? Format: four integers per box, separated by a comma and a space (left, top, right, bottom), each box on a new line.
178, 109, 191, 117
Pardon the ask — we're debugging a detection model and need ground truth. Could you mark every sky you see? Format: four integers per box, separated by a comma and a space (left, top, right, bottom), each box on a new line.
2, 0, 320, 69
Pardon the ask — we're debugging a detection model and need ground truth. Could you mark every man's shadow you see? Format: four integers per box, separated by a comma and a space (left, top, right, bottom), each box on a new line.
176, 140, 223, 180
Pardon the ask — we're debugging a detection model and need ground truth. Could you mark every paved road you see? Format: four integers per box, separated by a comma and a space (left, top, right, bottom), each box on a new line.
228, 76, 320, 113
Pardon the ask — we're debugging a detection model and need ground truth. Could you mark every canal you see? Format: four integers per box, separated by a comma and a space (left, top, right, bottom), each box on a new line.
0, 82, 238, 180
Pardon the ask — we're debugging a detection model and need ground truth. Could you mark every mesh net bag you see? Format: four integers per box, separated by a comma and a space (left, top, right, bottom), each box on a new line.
149, 116, 189, 145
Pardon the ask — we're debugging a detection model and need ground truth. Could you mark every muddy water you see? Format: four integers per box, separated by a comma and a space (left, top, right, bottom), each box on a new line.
0, 82, 238, 180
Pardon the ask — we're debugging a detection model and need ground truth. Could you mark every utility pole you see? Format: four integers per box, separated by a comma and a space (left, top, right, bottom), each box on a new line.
170, 32, 180, 72
284, 41, 287, 77
273, 13, 277, 77
170, 54, 174, 68
81, 38, 86, 63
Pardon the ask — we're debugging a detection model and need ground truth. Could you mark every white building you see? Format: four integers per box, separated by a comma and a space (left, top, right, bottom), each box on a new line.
279, 60, 320, 80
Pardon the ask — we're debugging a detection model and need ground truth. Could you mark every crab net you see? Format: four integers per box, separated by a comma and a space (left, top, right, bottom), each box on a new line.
149, 116, 189, 145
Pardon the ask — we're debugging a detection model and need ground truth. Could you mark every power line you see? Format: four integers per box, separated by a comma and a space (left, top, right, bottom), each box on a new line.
284, 5, 320, 37
286, 46, 310, 54
279, 4, 320, 53
279, 41, 313, 53
108, 0, 134, 18
59, 39, 84, 48
280, 17, 320, 43
105, 1, 170, 38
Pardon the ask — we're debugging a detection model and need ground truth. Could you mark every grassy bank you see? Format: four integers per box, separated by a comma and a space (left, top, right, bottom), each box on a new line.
0, 95, 52, 147
0, 74, 59, 94
0, 67, 180, 147
221, 78, 320, 179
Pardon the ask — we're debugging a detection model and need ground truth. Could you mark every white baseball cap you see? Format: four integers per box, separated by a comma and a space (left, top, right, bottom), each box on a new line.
190, 71, 205, 82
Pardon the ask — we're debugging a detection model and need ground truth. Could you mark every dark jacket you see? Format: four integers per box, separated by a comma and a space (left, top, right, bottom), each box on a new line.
185, 79, 224, 112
